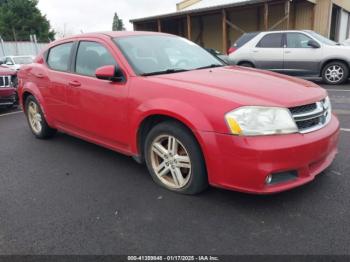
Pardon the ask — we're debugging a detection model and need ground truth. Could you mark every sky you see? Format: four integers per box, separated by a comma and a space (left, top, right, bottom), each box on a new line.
37, 0, 180, 37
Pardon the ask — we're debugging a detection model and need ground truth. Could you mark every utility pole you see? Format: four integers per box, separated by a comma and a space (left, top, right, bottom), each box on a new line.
0, 36, 6, 57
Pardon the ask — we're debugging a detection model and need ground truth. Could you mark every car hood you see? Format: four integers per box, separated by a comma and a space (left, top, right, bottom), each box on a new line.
0, 66, 16, 76
153, 66, 326, 108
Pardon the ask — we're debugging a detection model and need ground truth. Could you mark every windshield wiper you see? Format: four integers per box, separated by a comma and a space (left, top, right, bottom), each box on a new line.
141, 68, 189, 76
195, 64, 224, 70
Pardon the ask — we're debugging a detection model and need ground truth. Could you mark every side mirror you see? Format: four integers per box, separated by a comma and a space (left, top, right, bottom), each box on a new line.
307, 40, 320, 48
95, 65, 125, 82
6, 61, 13, 65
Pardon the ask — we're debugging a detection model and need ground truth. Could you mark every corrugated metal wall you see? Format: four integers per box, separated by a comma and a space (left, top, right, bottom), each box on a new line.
294, 1, 314, 30
0, 42, 48, 57
314, 0, 332, 36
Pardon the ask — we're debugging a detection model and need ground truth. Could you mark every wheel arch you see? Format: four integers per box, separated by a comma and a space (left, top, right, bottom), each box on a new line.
131, 101, 214, 164
237, 60, 255, 67
320, 58, 350, 77
22, 91, 34, 111
21, 83, 54, 126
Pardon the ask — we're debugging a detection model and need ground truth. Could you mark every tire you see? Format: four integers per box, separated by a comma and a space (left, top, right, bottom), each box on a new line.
239, 62, 254, 68
322, 61, 349, 85
144, 121, 208, 195
25, 95, 56, 139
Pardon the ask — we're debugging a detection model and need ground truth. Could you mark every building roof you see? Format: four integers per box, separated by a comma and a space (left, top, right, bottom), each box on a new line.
180, 0, 252, 11
130, 0, 268, 23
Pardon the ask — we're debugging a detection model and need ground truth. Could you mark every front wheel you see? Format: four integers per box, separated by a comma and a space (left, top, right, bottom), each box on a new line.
144, 121, 208, 195
25, 95, 56, 139
322, 62, 349, 85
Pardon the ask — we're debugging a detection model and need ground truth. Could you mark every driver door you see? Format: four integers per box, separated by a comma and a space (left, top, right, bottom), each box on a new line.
65, 40, 129, 147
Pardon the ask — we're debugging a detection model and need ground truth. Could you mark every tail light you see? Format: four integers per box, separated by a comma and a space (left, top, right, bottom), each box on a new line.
227, 47, 237, 55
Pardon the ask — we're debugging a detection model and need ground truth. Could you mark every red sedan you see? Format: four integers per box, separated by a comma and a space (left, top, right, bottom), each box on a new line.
17, 32, 340, 195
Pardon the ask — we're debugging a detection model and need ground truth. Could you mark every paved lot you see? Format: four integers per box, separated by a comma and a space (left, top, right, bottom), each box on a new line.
0, 82, 349, 255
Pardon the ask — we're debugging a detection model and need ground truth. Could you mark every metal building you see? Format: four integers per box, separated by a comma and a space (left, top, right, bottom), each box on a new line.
130, 0, 350, 52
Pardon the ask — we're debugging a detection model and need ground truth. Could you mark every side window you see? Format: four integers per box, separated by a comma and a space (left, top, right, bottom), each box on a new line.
257, 33, 283, 48
47, 42, 73, 71
286, 33, 313, 48
75, 41, 117, 77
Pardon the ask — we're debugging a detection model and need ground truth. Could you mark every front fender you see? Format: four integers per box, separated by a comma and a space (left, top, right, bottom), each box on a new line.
129, 98, 215, 154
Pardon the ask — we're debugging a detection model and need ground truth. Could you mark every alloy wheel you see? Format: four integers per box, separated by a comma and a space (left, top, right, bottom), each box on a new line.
150, 135, 192, 189
325, 65, 344, 83
27, 101, 42, 134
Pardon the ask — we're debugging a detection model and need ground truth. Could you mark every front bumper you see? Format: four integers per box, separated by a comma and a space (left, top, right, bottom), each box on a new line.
199, 115, 340, 194
0, 89, 16, 107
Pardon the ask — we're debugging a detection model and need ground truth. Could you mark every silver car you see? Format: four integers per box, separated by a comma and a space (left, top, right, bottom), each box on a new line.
228, 30, 350, 85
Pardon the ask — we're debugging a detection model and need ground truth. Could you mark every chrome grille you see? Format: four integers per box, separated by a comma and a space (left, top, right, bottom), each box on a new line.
0, 76, 12, 88
289, 99, 331, 134
289, 103, 317, 115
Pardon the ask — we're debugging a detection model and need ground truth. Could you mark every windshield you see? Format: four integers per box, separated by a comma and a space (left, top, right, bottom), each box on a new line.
13, 56, 33, 65
114, 35, 224, 76
305, 31, 338, 46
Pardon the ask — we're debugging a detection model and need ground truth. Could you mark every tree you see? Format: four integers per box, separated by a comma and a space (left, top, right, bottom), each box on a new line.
0, 0, 55, 42
112, 12, 125, 31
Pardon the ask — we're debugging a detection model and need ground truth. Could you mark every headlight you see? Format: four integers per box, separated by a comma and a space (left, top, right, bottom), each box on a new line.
324, 96, 332, 112
225, 106, 298, 136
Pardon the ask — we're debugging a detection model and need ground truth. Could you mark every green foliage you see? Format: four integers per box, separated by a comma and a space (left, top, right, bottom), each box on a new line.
112, 12, 125, 31
0, 0, 55, 42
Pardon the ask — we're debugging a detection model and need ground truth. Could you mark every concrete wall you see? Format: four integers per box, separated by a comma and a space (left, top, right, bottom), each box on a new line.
0, 41, 48, 57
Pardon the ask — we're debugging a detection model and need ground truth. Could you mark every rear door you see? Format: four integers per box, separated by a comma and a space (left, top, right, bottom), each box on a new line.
45, 41, 75, 125
283, 32, 323, 76
251, 33, 284, 71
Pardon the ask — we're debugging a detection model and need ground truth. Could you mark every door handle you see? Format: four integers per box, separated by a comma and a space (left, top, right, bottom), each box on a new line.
285, 51, 291, 54
252, 50, 259, 53
68, 80, 81, 87
34, 73, 44, 78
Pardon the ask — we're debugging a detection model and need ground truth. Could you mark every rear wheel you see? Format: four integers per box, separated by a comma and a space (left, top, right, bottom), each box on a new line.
322, 62, 349, 85
144, 121, 208, 195
25, 95, 56, 139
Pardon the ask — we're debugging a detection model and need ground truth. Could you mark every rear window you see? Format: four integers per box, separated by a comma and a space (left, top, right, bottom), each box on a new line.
257, 33, 284, 48
233, 32, 259, 48
47, 42, 73, 72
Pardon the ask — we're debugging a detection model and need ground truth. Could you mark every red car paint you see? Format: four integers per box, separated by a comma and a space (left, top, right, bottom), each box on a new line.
0, 66, 17, 107
17, 32, 339, 194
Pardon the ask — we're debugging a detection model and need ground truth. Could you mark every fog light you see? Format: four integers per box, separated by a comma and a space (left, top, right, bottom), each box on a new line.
265, 175, 273, 184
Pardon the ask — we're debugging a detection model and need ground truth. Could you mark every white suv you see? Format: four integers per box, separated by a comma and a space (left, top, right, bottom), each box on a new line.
0, 56, 34, 71
228, 30, 350, 85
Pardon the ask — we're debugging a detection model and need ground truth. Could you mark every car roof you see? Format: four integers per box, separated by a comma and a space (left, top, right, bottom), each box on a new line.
6, 55, 34, 58
259, 30, 312, 34
60, 31, 171, 41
